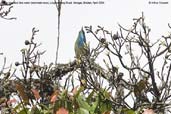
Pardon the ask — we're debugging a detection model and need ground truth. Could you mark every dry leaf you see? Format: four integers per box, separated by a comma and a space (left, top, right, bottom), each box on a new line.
50, 90, 59, 103
31, 89, 41, 100
0, 98, 17, 107
50, 94, 57, 103
0, 97, 6, 104
7, 98, 17, 105
143, 109, 155, 114
71, 85, 79, 95
15, 82, 29, 104
56, 107, 69, 114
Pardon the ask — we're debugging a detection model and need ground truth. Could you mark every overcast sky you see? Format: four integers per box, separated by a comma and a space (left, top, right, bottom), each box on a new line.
0, 0, 171, 67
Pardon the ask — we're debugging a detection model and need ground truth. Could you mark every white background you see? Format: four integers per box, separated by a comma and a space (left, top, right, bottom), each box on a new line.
0, 0, 171, 67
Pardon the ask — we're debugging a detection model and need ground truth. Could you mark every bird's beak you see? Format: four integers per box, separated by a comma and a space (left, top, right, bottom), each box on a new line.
81, 27, 84, 31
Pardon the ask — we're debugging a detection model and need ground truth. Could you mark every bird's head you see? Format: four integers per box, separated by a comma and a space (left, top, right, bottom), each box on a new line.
77, 28, 86, 47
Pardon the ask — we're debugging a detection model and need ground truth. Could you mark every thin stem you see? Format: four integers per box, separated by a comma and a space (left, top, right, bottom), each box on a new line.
54, 0, 62, 65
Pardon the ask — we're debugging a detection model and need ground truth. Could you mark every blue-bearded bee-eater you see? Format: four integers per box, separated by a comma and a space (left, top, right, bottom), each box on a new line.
74, 27, 89, 60
74, 27, 90, 85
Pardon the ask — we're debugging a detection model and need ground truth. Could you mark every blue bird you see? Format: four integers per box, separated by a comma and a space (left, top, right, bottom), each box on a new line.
74, 28, 89, 60
74, 28, 90, 85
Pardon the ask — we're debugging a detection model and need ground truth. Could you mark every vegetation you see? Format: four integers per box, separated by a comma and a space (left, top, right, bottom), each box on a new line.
1, 1, 171, 114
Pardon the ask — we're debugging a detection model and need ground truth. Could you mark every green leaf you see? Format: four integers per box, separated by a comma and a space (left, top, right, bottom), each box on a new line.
126, 110, 135, 114
74, 86, 84, 98
103, 90, 111, 100
18, 108, 29, 114
76, 95, 90, 111
86, 90, 95, 103
38, 104, 49, 110
89, 98, 98, 113
30, 106, 41, 114
60, 90, 68, 100
77, 108, 89, 114
13, 103, 22, 111
66, 100, 73, 112
100, 99, 112, 113
121, 108, 136, 114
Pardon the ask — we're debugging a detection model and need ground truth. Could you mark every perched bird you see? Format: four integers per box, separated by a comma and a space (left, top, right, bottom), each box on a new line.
74, 28, 90, 86
74, 28, 89, 60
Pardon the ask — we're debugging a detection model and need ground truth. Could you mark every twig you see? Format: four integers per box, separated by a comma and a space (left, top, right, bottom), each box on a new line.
54, 0, 62, 65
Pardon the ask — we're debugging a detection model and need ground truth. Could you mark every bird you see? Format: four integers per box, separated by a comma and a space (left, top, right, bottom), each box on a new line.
74, 28, 89, 60
74, 28, 90, 86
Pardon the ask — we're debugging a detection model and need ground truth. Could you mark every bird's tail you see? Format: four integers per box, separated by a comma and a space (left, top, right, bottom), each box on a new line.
80, 62, 87, 86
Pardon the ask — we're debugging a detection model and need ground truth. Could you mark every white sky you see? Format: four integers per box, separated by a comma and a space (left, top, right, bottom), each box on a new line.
0, 0, 171, 66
